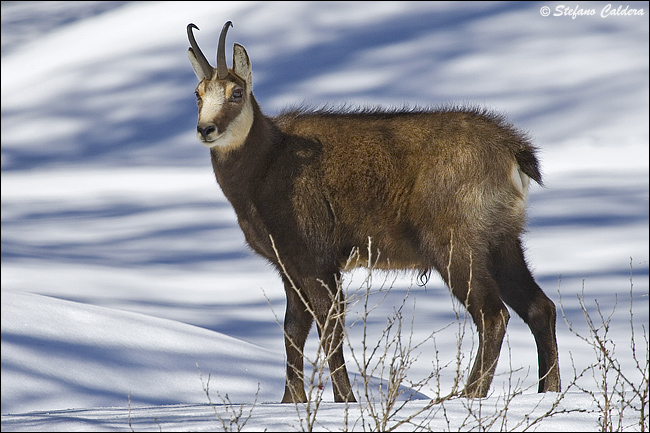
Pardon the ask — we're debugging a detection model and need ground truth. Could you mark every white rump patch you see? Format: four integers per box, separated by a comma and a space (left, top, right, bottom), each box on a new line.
511, 164, 530, 196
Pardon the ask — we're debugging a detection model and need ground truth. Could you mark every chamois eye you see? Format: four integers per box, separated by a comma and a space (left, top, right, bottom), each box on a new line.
230, 87, 243, 101
194, 91, 201, 103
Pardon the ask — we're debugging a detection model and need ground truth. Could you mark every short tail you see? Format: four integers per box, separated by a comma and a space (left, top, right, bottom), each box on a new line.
515, 147, 542, 186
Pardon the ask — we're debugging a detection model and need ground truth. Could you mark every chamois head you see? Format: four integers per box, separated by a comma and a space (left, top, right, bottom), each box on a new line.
187, 21, 253, 151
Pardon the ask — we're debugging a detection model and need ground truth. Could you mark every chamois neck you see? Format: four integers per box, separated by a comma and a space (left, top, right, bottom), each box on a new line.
209, 95, 279, 197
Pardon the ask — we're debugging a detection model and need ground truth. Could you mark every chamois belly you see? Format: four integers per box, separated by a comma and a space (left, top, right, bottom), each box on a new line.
336, 216, 426, 272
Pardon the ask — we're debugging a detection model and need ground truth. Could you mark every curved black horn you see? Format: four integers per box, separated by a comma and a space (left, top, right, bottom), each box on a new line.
187, 23, 213, 80
216, 21, 233, 79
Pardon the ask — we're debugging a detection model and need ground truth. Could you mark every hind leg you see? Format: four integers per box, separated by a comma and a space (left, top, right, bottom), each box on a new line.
441, 247, 510, 398
490, 238, 560, 392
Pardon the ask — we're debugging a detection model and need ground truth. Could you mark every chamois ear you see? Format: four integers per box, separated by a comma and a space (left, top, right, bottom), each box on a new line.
233, 43, 252, 92
188, 48, 208, 81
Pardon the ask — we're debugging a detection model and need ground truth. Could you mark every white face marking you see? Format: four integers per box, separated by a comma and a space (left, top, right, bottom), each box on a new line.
198, 84, 226, 139
196, 80, 253, 153
216, 98, 254, 153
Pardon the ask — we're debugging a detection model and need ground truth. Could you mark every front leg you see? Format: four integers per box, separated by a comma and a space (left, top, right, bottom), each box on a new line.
281, 276, 313, 403
281, 271, 356, 403
309, 273, 356, 403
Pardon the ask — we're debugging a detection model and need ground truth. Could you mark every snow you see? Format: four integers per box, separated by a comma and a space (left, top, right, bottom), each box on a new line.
1, 1, 648, 431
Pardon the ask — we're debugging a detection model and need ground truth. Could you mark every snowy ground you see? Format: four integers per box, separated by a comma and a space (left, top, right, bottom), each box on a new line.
1, 1, 648, 431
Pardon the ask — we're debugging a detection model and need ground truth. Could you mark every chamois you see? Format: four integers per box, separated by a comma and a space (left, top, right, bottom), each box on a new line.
187, 21, 560, 403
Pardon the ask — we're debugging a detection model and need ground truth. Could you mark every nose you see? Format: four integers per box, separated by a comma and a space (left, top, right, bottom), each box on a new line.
197, 124, 216, 140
